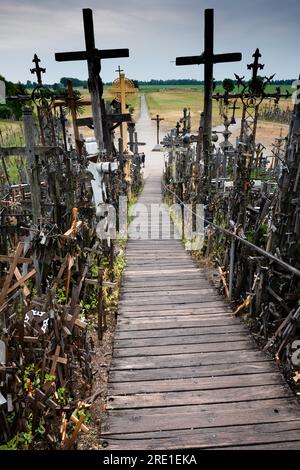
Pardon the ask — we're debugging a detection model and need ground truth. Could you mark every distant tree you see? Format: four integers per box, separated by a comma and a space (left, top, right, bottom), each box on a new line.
222, 78, 235, 93
60, 77, 87, 88
0, 75, 29, 120
0, 105, 13, 119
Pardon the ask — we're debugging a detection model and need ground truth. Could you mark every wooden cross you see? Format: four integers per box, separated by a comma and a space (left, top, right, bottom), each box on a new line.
176, 8, 242, 191
228, 99, 240, 124
151, 114, 164, 144
48, 345, 67, 378
55, 8, 129, 152
0, 242, 36, 306
107, 72, 139, 151
30, 54, 46, 85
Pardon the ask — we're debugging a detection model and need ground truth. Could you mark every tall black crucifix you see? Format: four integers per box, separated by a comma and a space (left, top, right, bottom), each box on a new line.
176, 9, 242, 195
55, 8, 129, 152
30, 54, 46, 85
151, 114, 164, 144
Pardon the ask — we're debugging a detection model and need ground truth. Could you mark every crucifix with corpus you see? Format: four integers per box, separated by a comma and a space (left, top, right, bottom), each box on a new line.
55, 8, 129, 154
176, 8, 242, 196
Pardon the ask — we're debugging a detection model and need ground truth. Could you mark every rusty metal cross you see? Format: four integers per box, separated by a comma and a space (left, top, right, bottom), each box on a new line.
176, 9, 242, 193
55, 8, 129, 152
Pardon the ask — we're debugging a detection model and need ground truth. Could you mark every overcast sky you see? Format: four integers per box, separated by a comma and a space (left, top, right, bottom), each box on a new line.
0, 0, 299, 83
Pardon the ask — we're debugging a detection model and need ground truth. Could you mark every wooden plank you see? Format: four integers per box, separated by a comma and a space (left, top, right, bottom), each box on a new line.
100, 420, 300, 450
112, 340, 254, 358
121, 283, 213, 292
114, 332, 248, 347
108, 361, 276, 383
115, 324, 245, 339
121, 288, 217, 298
109, 350, 270, 371
109, 372, 281, 395
102, 398, 300, 435
107, 384, 291, 410
116, 317, 241, 330
119, 300, 227, 310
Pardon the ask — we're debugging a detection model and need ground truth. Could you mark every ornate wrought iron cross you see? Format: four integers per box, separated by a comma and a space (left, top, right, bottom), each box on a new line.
30, 54, 46, 85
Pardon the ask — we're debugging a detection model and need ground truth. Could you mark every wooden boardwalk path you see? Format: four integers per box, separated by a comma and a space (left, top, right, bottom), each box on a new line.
101, 174, 300, 450
101, 99, 300, 450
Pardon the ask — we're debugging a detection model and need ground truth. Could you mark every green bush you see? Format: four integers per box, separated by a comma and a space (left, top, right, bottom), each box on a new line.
0, 105, 13, 119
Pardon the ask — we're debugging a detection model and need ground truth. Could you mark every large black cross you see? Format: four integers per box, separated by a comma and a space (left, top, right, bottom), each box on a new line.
55, 8, 129, 152
176, 9, 242, 192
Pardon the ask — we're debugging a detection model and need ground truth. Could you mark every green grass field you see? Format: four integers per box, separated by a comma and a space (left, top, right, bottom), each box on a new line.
141, 85, 293, 132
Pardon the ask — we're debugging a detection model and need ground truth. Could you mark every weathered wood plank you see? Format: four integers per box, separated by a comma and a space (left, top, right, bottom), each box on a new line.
108, 361, 274, 383
108, 372, 281, 395
109, 350, 270, 371
116, 317, 241, 330
115, 324, 245, 339
107, 384, 291, 410
112, 340, 253, 358
102, 398, 300, 434
114, 332, 248, 347
100, 420, 300, 450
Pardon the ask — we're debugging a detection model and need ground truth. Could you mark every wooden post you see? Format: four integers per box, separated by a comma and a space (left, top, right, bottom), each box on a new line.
23, 107, 41, 225
119, 72, 128, 151
97, 268, 104, 340
67, 80, 82, 156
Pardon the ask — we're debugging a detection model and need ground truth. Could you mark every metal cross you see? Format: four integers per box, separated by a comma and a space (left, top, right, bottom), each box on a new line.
115, 65, 124, 78
247, 48, 264, 83
55, 8, 129, 152
30, 54, 46, 85
151, 114, 164, 144
176, 8, 242, 193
